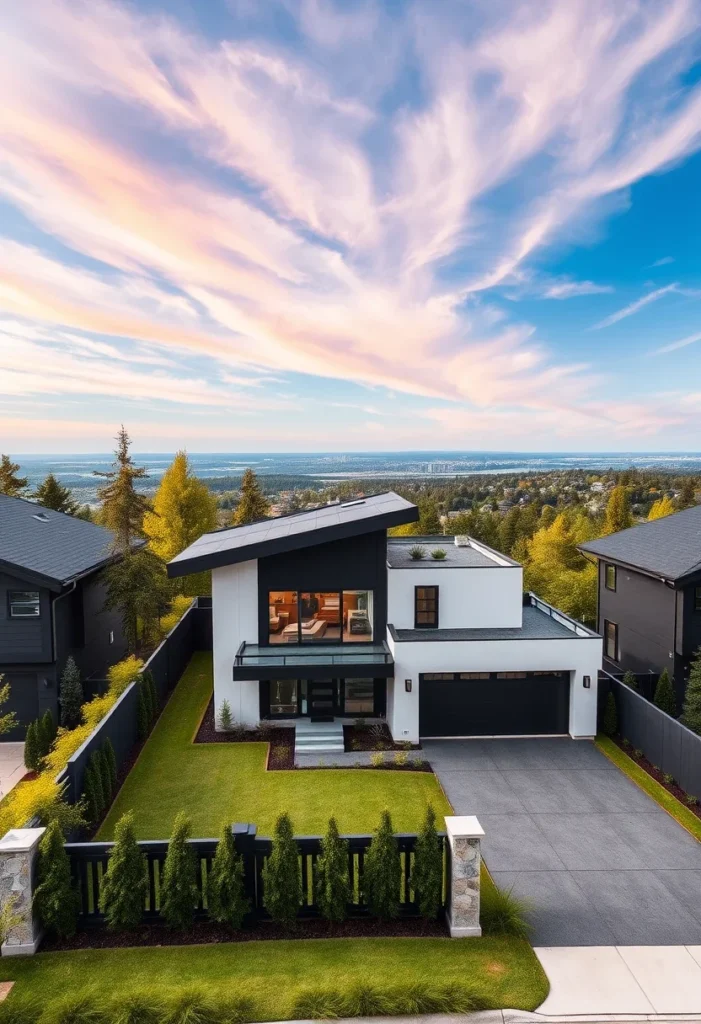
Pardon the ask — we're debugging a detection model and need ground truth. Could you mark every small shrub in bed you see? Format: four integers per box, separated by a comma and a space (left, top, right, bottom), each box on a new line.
315, 816, 350, 923
107, 990, 165, 1024
99, 811, 148, 931
0, 995, 43, 1024
293, 983, 476, 1020
262, 812, 301, 927
161, 812, 199, 929
622, 670, 637, 691
39, 709, 57, 756
23, 721, 41, 772
602, 692, 617, 737
33, 819, 80, 938
393, 750, 408, 766
362, 809, 400, 920
411, 804, 443, 920
207, 824, 249, 930
481, 883, 531, 938
217, 699, 233, 731
38, 991, 107, 1024
369, 752, 384, 768
663, 772, 675, 786
430, 548, 447, 560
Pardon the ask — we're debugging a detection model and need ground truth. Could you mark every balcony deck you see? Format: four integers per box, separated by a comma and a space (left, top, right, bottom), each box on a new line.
233, 641, 394, 680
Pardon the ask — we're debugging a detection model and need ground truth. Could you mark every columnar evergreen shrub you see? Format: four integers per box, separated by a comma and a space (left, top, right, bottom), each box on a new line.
218, 700, 233, 732
315, 816, 350, 923
161, 812, 199, 929
60, 655, 83, 729
33, 819, 80, 937
140, 672, 156, 724
136, 685, 149, 740
103, 738, 118, 794
622, 670, 638, 691
411, 805, 443, 920
89, 750, 106, 813
98, 812, 148, 930
24, 721, 41, 772
83, 763, 103, 824
654, 668, 676, 717
262, 812, 301, 927
96, 747, 112, 804
206, 824, 249, 929
363, 810, 400, 920
602, 692, 618, 737
681, 651, 701, 735
39, 710, 56, 757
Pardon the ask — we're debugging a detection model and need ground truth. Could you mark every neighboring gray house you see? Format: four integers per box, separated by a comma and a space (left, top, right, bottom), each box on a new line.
0, 495, 128, 738
580, 504, 701, 703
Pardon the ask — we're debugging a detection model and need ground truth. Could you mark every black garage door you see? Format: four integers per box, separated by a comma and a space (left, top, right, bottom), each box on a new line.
419, 671, 570, 737
1, 671, 40, 740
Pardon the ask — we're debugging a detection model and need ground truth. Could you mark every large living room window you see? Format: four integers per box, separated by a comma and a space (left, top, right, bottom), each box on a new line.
268, 590, 373, 644
415, 586, 438, 628
604, 619, 618, 661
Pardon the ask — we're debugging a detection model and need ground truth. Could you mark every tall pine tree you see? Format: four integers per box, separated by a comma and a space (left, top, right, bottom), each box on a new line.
95, 427, 150, 553
0, 455, 27, 497
232, 469, 270, 526
32, 474, 79, 515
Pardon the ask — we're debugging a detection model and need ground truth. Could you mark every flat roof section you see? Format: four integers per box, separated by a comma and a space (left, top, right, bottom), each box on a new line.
387, 537, 508, 569
390, 604, 597, 642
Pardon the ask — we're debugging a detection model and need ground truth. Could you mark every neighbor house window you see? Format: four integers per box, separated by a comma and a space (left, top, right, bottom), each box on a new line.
415, 586, 438, 628
344, 679, 374, 714
695, 586, 701, 611
605, 620, 618, 661
605, 564, 617, 591
8, 591, 40, 618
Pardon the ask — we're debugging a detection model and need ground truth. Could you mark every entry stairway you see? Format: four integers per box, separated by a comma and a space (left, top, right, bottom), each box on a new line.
294, 719, 345, 756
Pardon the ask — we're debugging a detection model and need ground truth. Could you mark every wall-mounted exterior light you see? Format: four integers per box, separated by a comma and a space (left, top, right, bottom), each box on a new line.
405, 679, 412, 693
583, 675, 591, 689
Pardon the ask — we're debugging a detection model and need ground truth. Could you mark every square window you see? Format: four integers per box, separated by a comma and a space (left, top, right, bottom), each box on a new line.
8, 591, 40, 618
605, 564, 616, 591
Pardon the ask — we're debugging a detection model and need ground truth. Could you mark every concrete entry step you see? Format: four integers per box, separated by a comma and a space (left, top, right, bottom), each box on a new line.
294, 719, 344, 756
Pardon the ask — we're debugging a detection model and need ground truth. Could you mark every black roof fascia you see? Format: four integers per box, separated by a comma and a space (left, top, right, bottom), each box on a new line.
168, 504, 419, 578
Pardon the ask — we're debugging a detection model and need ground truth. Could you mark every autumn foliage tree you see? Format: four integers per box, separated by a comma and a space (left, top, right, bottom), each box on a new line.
603, 486, 633, 535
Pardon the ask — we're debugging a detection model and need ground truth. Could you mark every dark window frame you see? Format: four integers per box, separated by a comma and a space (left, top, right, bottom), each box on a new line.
604, 619, 618, 662
414, 585, 439, 629
695, 586, 701, 612
605, 564, 617, 592
8, 590, 41, 619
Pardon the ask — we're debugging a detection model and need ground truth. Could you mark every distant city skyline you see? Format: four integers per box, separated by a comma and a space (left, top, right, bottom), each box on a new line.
2, 0, 701, 453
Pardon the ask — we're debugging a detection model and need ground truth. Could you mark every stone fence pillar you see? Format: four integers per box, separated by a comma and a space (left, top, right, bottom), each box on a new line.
0, 828, 45, 955
445, 815, 484, 938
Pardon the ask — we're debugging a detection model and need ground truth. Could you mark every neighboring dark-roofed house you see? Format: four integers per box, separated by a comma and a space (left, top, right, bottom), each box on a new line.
579, 505, 701, 702
0, 494, 129, 738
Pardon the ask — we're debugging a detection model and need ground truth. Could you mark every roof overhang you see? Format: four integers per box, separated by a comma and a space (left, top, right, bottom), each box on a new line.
168, 492, 419, 578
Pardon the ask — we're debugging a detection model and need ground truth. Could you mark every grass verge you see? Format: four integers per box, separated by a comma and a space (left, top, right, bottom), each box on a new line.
596, 734, 701, 841
0, 936, 548, 1020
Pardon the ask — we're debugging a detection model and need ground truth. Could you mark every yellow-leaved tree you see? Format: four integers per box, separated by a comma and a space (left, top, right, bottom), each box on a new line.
143, 452, 217, 596
603, 485, 633, 535
648, 496, 676, 521
522, 512, 598, 626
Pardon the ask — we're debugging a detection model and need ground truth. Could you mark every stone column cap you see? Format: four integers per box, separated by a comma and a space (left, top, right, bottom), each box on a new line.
444, 815, 484, 839
0, 828, 45, 853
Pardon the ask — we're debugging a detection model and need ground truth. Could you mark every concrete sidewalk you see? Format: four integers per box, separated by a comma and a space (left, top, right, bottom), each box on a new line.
0, 743, 25, 799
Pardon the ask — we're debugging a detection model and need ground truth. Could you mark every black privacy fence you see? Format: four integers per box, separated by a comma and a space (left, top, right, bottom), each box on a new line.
599, 672, 701, 800
66, 825, 447, 925
58, 599, 213, 806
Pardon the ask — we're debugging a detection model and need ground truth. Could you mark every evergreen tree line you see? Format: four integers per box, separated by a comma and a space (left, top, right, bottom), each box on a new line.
34, 805, 443, 938
603, 652, 701, 741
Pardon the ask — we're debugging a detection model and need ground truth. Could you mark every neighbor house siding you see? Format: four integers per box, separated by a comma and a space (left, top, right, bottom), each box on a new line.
597, 561, 676, 677
0, 571, 53, 664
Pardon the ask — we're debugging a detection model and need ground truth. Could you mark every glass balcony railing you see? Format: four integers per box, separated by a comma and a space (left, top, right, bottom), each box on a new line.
234, 641, 393, 668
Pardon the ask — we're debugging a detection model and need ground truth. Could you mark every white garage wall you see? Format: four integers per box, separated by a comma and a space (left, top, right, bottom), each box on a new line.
387, 632, 602, 742
387, 565, 523, 630
212, 559, 260, 728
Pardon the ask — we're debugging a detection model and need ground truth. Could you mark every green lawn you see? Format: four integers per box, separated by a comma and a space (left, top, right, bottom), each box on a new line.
0, 936, 548, 1019
99, 652, 451, 839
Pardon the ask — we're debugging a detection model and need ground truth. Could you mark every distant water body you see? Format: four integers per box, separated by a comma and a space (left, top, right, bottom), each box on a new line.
15, 451, 701, 504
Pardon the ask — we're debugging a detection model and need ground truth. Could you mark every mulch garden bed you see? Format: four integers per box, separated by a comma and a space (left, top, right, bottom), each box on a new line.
42, 915, 447, 951
613, 735, 701, 822
344, 722, 421, 753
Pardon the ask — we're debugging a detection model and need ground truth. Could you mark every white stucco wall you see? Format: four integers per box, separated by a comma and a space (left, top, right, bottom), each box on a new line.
386, 631, 602, 743
387, 564, 523, 630
212, 559, 260, 728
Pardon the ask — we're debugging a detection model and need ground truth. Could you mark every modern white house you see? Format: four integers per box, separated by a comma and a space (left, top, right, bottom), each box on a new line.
168, 492, 602, 744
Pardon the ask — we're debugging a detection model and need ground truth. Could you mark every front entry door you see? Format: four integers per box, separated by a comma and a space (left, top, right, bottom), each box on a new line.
308, 680, 337, 719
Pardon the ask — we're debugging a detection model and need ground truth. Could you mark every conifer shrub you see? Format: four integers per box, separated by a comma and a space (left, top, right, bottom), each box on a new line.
39, 710, 56, 757
602, 691, 618, 737
98, 811, 148, 931
622, 670, 638, 691
315, 816, 350, 923
362, 810, 400, 920
206, 824, 249, 929
59, 655, 83, 729
33, 819, 80, 938
103, 738, 118, 795
140, 671, 156, 725
161, 812, 199, 929
262, 812, 301, 927
681, 650, 701, 735
136, 685, 149, 741
654, 668, 676, 717
23, 721, 41, 772
96, 747, 112, 805
89, 750, 106, 813
218, 699, 234, 732
411, 804, 443, 920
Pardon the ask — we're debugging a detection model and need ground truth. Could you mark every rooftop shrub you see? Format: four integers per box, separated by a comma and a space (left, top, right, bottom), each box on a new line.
408, 545, 426, 561
430, 548, 447, 560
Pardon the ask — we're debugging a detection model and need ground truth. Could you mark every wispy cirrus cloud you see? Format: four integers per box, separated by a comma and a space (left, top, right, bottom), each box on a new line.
591, 284, 680, 329
1, 0, 701, 447
650, 256, 676, 267
654, 330, 701, 354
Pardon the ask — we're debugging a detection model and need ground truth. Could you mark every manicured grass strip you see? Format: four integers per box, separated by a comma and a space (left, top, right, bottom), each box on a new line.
596, 735, 701, 842
0, 936, 548, 1020
98, 652, 451, 839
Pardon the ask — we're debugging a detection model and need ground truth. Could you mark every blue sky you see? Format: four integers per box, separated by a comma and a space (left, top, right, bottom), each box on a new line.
1, 0, 701, 453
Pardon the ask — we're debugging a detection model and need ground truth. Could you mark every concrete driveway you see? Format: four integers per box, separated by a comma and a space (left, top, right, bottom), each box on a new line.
423, 737, 701, 946
0, 743, 25, 799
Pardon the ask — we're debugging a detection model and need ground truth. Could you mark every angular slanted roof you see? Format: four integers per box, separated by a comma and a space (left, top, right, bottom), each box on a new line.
168, 491, 419, 577
0, 493, 118, 589
579, 504, 701, 582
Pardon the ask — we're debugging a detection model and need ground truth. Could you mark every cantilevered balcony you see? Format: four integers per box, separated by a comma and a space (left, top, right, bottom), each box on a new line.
233, 641, 394, 680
